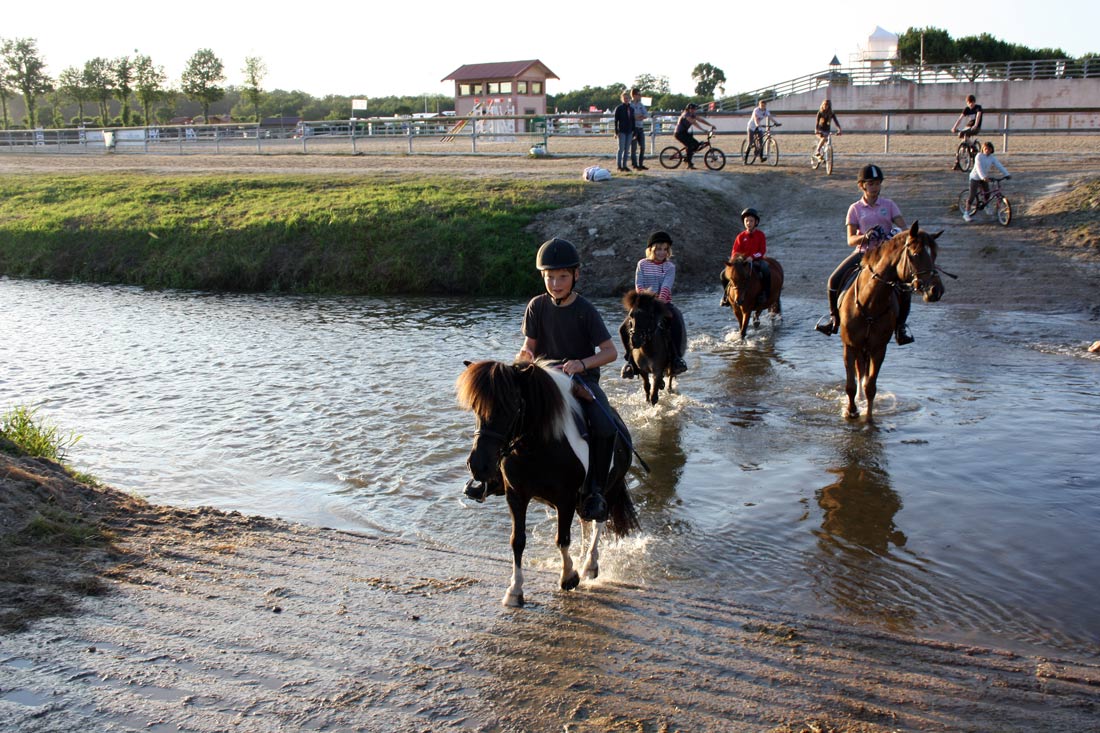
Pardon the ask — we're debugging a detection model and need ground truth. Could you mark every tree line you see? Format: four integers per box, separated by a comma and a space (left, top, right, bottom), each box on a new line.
895, 27, 1096, 74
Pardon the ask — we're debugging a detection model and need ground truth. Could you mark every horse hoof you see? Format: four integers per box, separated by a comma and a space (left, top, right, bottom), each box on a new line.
845, 409, 860, 420
582, 564, 599, 580
561, 571, 580, 591
502, 591, 525, 607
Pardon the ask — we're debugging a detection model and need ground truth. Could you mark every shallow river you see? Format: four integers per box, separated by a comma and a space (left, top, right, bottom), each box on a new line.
3, 279, 1098, 660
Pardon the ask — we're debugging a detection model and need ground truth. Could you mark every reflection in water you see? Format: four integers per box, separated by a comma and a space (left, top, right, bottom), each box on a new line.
716, 339, 778, 428
631, 411, 687, 512
812, 428, 916, 631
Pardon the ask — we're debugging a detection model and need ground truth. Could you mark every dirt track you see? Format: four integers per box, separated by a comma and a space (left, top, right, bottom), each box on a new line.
2, 149, 1100, 732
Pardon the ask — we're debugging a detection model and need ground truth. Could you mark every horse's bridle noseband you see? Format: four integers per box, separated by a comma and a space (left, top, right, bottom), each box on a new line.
472, 394, 525, 462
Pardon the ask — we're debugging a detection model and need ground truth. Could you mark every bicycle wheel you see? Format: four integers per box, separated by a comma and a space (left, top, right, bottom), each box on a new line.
810, 148, 821, 170
740, 139, 754, 165
825, 143, 833, 175
957, 190, 977, 217
995, 195, 1012, 226
659, 146, 683, 169
703, 147, 726, 171
765, 138, 779, 166
955, 143, 973, 172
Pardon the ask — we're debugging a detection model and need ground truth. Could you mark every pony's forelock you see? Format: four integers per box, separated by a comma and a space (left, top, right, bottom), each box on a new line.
456, 360, 570, 444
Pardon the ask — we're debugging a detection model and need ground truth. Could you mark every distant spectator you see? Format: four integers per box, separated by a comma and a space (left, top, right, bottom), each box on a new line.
614, 90, 636, 173
629, 88, 649, 171
674, 103, 716, 170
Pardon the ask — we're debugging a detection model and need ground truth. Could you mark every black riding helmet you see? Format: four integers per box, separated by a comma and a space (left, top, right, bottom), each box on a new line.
741, 208, 760, 222
536, 238, 580, 270
647, 230, 673, 248
858, 164, 884, 183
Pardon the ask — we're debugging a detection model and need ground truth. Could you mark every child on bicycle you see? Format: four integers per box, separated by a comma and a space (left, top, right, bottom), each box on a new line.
620, 230, 688, 378
674, 103, 716, 170
951, 95, 983, 170
747, 100, 779, 159
963, 141, 1011, 222
814, 99, 841, 160
815, 164, 914, 345
518, 238, 618, 523
719, 208, 771, 306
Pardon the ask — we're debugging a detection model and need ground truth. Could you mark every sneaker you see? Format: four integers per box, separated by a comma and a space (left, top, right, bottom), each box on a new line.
579, 492, 609, 522
671, 357, 688, 376
637, 165, 649, 171
814, 315, 837, 336
620, 363, 636, 379
895, 326, 914, 345
962, 211, 972, 222
685, 162, 696, 170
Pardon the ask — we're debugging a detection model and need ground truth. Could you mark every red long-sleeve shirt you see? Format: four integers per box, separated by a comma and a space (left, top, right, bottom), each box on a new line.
730, 229, 767, 259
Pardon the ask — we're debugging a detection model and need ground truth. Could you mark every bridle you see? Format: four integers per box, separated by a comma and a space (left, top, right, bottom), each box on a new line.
628, 309, 666, 349
471, 392, 525, 464
869, 238, 936, 295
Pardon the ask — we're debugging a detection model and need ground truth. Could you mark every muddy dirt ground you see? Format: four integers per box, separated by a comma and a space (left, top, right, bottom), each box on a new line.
2, 148, 1099, 732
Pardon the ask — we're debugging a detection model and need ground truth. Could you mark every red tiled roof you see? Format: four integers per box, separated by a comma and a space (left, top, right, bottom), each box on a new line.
442, 59, 558, 82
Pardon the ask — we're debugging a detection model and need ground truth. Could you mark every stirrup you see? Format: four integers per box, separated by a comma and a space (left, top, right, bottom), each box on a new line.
579, 491, 609, 522
815, 315, 837, 336
895, 327, 915, 346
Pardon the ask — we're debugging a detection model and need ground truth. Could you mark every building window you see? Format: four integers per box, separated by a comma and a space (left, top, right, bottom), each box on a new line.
472, 83, 483, 96
459, 84, 471, 96
532, 82, 543, 94
517, 81, 528, 94
488, 82, 499, 94
500, 81, 512, 93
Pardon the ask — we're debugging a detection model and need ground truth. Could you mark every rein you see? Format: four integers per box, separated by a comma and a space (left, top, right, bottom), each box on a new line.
473, 393, 525, 461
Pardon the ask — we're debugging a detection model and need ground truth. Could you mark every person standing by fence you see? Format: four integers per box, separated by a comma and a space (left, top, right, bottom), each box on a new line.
629, 88, 649, 171
614, 91, 635, 173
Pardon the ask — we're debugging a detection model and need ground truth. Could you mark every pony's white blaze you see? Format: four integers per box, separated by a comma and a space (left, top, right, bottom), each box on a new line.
542, 365, 589, 473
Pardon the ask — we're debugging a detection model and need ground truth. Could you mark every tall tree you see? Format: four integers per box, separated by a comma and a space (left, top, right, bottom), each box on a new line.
0, 44, 12, 129
896, 27, 956, 66
181, 48, 225, 122
133, 52, 166, 126
111, 55, 135, 125
84, 57, 114, 124
632, 73, 670, 96
1, 38, 52, 128
691, 63, 727, 98
57, 66, 93, 124
242, 56, 267, 122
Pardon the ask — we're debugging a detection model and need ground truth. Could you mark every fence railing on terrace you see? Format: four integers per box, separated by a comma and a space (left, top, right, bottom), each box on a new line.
717, 58, 1100, 111
0, 108, 1096, 158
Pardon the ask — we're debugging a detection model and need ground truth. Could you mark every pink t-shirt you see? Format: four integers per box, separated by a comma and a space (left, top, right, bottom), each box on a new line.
846, 196, 902, 252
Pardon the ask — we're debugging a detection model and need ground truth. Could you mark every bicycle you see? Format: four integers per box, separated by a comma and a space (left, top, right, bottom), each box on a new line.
954, 134, 980, 173
741, 122, 780, 166
957, 176, 1012, 226
659, 130, 726, 171
810, 131, 835, 175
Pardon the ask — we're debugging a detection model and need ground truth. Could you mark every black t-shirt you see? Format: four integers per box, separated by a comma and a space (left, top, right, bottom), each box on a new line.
522, 294, 612, 378
961, 104, 983, 128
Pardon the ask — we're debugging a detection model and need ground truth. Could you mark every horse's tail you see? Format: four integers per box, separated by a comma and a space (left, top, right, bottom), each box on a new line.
605, 477, 639, 538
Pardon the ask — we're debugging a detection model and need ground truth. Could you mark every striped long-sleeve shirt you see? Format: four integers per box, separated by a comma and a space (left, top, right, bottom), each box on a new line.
634, 258, 676, 302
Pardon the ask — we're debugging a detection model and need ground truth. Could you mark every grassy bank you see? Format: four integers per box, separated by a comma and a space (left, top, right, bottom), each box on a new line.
0, 174, 586, 295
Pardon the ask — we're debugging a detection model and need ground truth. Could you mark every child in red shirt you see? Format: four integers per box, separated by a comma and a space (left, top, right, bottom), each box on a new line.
720, 208, 771, 305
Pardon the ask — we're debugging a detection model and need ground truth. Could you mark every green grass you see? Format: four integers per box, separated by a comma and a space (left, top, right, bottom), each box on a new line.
1, 405, 82, 461
0, 173, 586, 295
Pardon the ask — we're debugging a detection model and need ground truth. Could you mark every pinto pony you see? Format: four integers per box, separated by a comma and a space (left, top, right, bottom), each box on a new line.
839, 221, 945, 420
622, 290, 681, 405
723, 255, 784, 339
456, 359, 639, 607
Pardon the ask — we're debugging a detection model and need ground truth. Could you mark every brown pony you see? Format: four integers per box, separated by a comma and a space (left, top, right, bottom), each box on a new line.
723, 255, 784, 339
456, 359, 639, 606
622, 290, 680, 405
839, 221, 945, 420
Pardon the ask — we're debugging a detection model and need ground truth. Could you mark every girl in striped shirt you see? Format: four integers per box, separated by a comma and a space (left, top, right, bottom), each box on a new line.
620, 231, 688, 378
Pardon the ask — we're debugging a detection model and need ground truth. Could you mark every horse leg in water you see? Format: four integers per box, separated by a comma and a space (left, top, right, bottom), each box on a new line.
842, 344, 861, 419
640, 371, 654, 403
580, 521, 602, 579
863, 345, 887, 421
556, 501, 581, 592
735, 304, 751, 340
503, 491, 530, 607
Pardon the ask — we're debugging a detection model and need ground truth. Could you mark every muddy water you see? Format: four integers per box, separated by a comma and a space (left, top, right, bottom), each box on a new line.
3, 279, 1098, 659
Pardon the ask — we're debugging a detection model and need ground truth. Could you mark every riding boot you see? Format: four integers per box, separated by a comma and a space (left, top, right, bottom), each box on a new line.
579, 436, 613, 522
815, 289, 840, 335
671, 341, 688, 375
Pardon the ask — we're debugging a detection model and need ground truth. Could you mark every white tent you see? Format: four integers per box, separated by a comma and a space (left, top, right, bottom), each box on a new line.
864, 26, 898, 62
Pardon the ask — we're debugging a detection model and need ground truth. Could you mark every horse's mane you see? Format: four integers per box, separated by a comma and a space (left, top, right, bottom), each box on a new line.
623, 289, 670, 317
862, 225, 938, 270
455, 360, 571, 444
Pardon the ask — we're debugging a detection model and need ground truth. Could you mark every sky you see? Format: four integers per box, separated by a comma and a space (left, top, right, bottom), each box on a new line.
4, 2, 1097, 103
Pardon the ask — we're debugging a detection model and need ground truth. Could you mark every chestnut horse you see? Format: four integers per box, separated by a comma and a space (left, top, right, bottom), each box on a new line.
456, 359, 639, 607
723, 256, 784, 339
839, 221, 945, 420
622, 290, 682, 405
